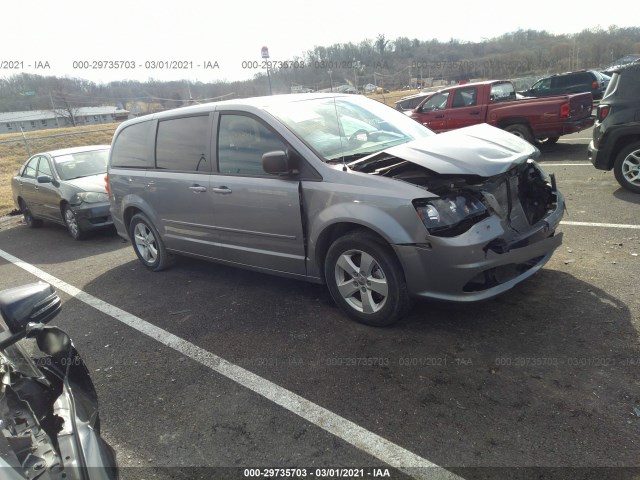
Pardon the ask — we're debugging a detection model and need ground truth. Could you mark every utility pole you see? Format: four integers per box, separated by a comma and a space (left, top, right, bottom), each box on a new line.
262, 46, 272, 95
49, 92, 60, 127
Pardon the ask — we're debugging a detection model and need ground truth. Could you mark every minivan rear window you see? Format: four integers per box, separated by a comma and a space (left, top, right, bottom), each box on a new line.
111, 121, 154, 168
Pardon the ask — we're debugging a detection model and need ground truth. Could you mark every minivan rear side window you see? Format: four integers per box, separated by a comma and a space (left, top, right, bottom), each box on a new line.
156, 115, 210, 171
111, 121, 154, 168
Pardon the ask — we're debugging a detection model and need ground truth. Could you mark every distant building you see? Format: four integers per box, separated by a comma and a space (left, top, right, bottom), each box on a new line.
0, 106, 130, 135
290, 85, 314, 93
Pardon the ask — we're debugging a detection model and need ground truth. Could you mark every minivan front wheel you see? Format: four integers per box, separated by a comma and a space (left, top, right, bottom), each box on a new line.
614, 142, 640, 194
129, 213, 173, 271
324, 232, 411, 327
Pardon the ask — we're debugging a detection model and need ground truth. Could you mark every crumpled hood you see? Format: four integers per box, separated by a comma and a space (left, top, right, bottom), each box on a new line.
378, 123, 540, 177
65, 174, 107, 192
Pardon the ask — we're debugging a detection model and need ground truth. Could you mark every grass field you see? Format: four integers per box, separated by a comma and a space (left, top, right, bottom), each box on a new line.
0, 124, 118, 215
367, 89, 421, 107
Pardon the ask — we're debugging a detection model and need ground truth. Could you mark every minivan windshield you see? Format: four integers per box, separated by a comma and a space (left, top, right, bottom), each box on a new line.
266, 96, 434, 162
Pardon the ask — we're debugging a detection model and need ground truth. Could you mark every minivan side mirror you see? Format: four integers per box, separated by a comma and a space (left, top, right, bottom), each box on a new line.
37, 175, 52, 184
262, 150, 297, 176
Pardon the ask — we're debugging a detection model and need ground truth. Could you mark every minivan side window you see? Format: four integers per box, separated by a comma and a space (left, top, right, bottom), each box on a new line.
217, 114, 286, 176
111, 121, 154, 168
156, 115, 210, 171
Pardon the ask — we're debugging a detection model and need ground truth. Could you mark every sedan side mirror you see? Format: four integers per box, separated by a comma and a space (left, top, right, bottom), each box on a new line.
262, 150, 297, 176
37, 175, 52, 184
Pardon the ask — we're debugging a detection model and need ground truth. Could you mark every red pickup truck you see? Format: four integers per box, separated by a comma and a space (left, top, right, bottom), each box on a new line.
409, 80, 594, 144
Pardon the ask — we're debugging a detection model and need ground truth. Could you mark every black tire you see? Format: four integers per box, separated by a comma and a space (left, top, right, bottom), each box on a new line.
613, 141, 640, 194
129, 213, 174, 271
19, 199, 43, 228
324, 231, 411, 327
538, 136, 559, 145
504, 124, 534, 144
63, 205, 88, 240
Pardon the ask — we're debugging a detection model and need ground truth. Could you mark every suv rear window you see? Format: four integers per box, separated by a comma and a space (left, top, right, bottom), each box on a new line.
616, 65, 640, 97
111, 121, 154, 168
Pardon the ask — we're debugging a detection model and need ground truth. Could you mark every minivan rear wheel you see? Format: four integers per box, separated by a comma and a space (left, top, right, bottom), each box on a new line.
129, 213, 174, 271
613, 142, 640, 194
324, 231, 411, 327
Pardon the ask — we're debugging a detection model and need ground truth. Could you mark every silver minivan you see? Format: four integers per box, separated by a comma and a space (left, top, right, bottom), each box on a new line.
107, 94, 564, 326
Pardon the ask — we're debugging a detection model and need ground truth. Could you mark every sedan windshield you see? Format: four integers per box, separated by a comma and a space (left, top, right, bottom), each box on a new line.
54, 149, 109, 180
266, 96, 434, 162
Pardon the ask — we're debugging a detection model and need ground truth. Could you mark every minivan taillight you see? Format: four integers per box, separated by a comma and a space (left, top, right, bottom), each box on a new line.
592, 80, 598, 89
560, 102, 570, 118
597, 105, 610, 122
105, 174, 110, 196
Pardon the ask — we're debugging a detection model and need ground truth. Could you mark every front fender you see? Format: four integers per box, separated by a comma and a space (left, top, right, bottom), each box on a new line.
305, 199, 427, 279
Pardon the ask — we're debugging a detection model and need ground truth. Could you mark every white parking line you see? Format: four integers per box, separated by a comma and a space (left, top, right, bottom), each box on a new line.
0, 248, 461, 480
561, 221, 640, 229
540, 163, 592, 166
557, 137, 592, 141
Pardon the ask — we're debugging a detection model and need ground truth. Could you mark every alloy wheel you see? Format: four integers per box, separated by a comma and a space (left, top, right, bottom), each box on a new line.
133, 222, 159, 264
621, 149, 640, 187
334, 249, 389, 314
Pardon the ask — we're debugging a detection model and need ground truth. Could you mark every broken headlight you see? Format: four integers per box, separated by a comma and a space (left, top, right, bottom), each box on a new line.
414, 194, 488, 237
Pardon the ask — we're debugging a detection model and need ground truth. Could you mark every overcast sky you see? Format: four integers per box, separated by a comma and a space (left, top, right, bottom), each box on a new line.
2, 0, 634, 84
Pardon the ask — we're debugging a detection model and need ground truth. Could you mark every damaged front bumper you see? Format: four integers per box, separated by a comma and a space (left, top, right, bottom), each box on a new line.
395, 190, 564, 302
69, 202, 113, 231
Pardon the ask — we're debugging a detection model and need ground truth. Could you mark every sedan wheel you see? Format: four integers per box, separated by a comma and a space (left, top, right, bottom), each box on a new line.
614, 142, 640, 194
64, 205, 86, 240
19, 199, 43, 228
325, 231, 410, 327
129, 213, 173, 271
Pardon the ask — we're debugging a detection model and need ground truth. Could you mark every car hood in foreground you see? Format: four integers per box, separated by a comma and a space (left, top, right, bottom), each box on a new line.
353, 123, 539, 177
64, 173, 108, 192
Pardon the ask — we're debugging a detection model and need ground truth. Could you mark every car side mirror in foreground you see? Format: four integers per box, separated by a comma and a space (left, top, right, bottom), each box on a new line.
27, 323, 72, 357
262, 150, 297, 176
0, 283, 61, 349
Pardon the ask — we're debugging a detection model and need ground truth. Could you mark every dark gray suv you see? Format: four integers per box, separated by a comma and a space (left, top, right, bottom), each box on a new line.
588, 63, 640, 193
520, 70, 609, 100
107, 94, 564, 326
